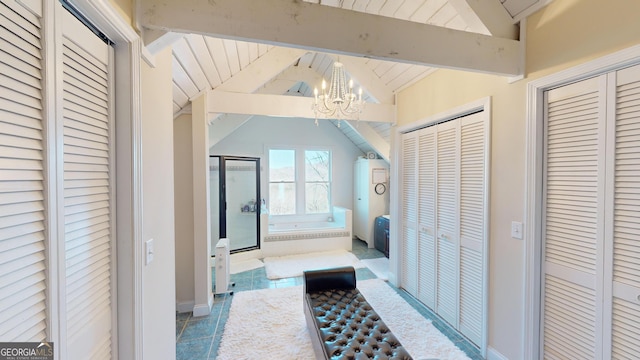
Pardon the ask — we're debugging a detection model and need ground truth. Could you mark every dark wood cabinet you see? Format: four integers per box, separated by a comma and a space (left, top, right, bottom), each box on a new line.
374, 216, 389, 258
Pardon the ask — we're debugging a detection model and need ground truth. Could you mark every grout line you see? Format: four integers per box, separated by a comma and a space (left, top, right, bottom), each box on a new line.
207, 293, 230, 359
176, 319, 187, 342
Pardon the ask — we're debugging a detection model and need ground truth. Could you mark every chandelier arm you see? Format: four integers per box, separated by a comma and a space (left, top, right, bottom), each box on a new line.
312, 61, 364, 121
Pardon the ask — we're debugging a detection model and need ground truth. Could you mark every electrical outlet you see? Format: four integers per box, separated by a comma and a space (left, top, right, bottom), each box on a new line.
145, 238, 154, 265
511, 221, 523, 240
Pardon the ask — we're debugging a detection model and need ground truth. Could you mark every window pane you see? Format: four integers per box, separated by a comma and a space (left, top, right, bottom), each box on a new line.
306, 182, 329, 214
269, 183, 295, 215
269, 149, 295, 182
305, 150, 330, 182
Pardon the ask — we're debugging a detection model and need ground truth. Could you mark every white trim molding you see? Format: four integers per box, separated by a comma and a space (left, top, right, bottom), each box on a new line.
487, 346, 510, 360
396, 97, 490, 134
176, 301, 196, 314
523, 44, 640, 360
42, 2, 62, 359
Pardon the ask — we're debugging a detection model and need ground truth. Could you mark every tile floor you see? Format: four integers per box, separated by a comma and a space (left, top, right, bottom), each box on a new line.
176, 239, 484, 360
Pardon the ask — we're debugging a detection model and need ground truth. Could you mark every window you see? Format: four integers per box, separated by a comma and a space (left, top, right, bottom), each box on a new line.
269, 149, 296, 215
268, 148, 332, 216
305, 150, 330, 213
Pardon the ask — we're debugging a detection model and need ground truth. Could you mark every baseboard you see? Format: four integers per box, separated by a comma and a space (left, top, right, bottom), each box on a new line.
192, 303, 211, 317
192, 293, 214, 317
487, 346, 509, 360
176, 300, 195, 314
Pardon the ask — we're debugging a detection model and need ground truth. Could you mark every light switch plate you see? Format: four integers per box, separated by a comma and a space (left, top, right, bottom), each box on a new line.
511, 221, 523, 240
145, 238, 154, 265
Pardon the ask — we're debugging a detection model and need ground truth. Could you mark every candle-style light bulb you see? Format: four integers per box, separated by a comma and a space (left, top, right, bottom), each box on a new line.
321, 79, 326, 91
358, 87, 363, 101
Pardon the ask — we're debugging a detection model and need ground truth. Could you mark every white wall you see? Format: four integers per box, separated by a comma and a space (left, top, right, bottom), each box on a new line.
141, 47, 176, 359
211, 116, 365, 212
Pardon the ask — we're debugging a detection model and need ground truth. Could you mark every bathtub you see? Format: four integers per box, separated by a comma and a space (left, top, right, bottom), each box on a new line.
268, 221, 343, 232
260, 207, 352, 257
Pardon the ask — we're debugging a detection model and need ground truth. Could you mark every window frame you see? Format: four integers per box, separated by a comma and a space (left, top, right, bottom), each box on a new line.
267, 145, 333, 220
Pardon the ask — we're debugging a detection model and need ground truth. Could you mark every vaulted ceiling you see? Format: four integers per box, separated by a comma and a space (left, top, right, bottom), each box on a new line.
138, 0, 548, 159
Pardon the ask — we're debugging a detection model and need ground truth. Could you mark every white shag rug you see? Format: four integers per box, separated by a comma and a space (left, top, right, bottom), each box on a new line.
361, 257, 389, 281
230, 258, 264, 274
262, 250, 364, 280
217, 279, 471, 360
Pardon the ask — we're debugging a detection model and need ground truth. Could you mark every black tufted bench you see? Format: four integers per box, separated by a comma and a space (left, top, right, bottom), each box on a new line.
303, 266, 413, 360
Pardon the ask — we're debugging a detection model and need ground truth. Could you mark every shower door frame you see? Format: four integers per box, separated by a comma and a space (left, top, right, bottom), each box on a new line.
211, 155, 261, 254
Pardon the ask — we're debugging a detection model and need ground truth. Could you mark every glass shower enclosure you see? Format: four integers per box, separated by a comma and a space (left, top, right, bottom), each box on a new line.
209, 156, 260, 254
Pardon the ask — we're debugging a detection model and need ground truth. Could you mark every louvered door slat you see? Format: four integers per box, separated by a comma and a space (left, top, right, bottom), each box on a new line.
458, 114, 485, 346
62, 8, 113, 359
0, 31, 42, 70
611, 64, 640, 359
544, 274, 597, 359
543, 76, 605, 359
401, 132, 418, 295
0, 0, 46, 342
90, 336, 112, 360
417, 126, 436, 308
436, 121, 458, 326
612, 298, 640, 359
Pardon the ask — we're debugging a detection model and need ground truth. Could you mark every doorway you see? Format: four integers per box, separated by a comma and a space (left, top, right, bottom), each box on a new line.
210, 156, 261, 254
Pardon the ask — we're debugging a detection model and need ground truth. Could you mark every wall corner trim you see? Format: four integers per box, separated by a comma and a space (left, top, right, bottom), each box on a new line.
192, 293, 213, 317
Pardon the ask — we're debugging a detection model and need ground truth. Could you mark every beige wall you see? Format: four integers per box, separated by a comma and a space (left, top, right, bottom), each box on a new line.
396, 0, 640, 358
141, 47, 177, 359
109, 0, 132, 28
173, 114, 196, 307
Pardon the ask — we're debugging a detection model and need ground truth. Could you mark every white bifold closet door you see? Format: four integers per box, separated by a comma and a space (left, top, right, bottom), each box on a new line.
401, 132, 418, 296
435, 119, 459, 327
61, 8, 114, 360
0, 0, 48, 342
542, 64, 640, 359
609, 64, 640, 359
400, 110, 488, 348
417, 126, 436, 309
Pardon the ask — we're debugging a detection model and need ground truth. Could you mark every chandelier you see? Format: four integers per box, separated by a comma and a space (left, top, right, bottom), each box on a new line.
312, 61, 364, 127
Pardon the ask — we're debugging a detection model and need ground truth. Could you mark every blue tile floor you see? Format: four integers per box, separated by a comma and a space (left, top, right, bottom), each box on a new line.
176, 239, 484, 359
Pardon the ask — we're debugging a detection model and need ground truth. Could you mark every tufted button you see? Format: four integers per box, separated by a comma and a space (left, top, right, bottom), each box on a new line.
308, 287, 412, 360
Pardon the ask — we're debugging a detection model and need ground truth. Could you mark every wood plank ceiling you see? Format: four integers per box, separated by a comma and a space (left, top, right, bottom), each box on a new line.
165, 0, 545, 157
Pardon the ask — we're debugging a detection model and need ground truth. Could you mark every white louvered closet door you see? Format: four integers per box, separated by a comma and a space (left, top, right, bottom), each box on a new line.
399, 110, 489, 352
542, 76, 607, 359
609, 64, 640, 359
417, 126, 436, 308
435, 119, 459, 327
401, 131, 418, 295
0, 0, 47, 342
458, 112, 486, 346
61, 9, 114, 360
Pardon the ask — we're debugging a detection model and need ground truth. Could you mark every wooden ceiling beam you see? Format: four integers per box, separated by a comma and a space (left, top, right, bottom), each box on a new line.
344, 121, 391, 162
140, 0, 522, 76
207, 91, 395, 123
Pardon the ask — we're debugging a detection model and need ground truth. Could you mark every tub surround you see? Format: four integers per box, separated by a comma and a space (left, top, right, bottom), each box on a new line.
260, 207, 352, 257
